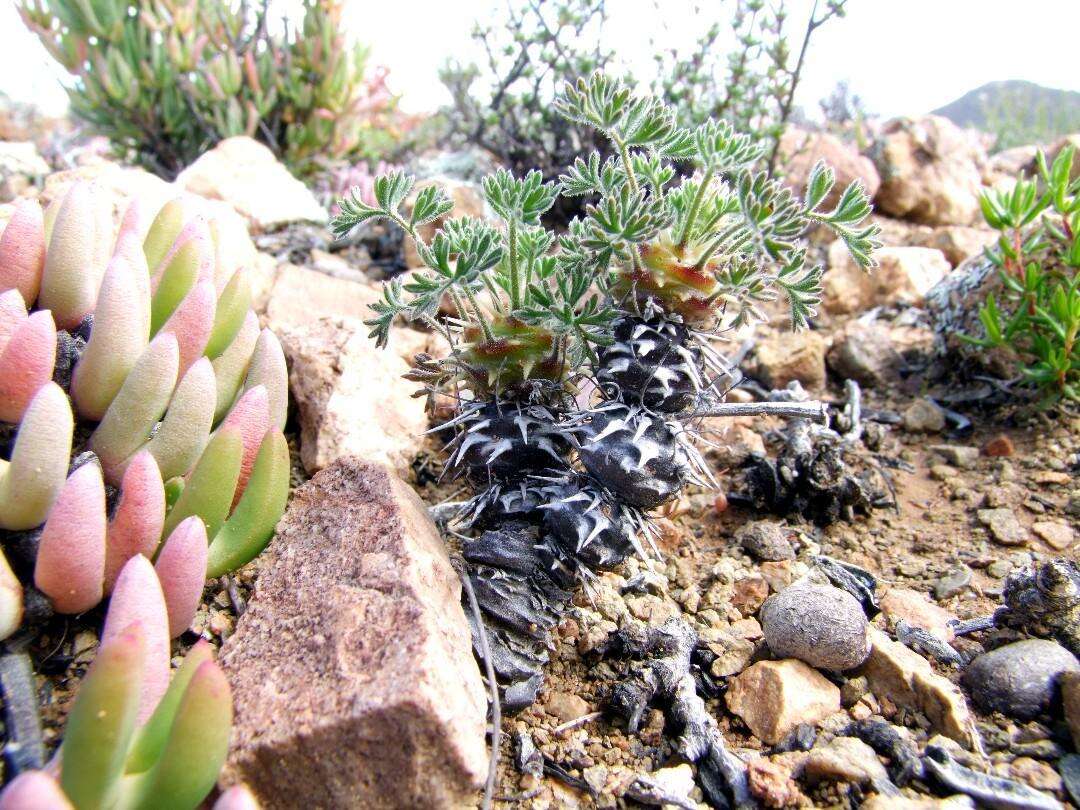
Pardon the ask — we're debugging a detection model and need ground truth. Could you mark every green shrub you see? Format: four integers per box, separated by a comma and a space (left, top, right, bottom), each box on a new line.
19, 0, 398, 177
967, 146, 1080, 401
439, 0, 850, 203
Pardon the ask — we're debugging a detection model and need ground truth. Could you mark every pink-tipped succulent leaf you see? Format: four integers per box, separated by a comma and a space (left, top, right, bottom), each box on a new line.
0, 199, 46, 305
59, 624, 145, 810
0, 382, 73, 530
155, 516, 208, 638
208, 430, 289, 578
243, 329, 288, 431
121, 658, 233, 810
90, 333, 180, 485
0, 771, 74, 810
102, 555, 171, 724
71, 248, 150, 420
212, 312, 260, 424
213, 785, 261, 810
160, 280, 216, 377
145, 356, 216, 481
0, 289, 27, 348
205, 267, 251, 359
220, 385, 270, 505
105, 451, 166, 592
150, 217, 214, 334
162, 424, 243, 541
0, 309, 56, 423
38, 182, 113, 329
34, 460, 106, 614
144, 198, 196, 274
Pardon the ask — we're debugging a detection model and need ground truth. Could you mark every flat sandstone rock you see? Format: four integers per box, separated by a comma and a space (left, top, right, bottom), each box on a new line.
219, 458, 487, 809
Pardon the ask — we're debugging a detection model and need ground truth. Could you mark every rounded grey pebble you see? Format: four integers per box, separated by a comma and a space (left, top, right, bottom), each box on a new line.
760, 582, 871, 671
962, 638, 1078, 721
737, 521, 795, 562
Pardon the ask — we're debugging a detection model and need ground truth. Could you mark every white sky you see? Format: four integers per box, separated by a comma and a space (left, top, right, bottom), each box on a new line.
2, 1, 1077, 120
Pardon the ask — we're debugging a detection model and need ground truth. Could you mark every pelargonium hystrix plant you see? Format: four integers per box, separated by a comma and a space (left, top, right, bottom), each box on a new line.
333, 71, 879, 709
0, 182, 290, 641
964, 145, 1080, 401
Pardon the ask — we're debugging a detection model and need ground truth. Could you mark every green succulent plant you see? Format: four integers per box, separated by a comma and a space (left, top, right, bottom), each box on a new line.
0, 182, 291, 638
18, 0, 399, 177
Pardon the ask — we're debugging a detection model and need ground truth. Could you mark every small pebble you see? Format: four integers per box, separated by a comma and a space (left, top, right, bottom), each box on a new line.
962, 639, 1079, 721
904, 398, 946, 433
983, 434, 1015, 457
760, 582, 870, 671
737, 521, 795, 561
934, 565, 973, 600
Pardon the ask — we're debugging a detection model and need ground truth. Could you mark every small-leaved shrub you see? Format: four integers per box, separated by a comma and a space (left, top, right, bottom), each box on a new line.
20, 0, 399, 177
967, 145, 1080, 401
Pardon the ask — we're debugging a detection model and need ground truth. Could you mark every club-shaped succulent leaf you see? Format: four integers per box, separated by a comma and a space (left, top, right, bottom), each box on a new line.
162, 424, 244, 541
207, 430, 289, 578
105, 451, 166, 593
150, 218, 214, 335
212, 312, 260, 424
242, 328, 288, 431
91, 333, 180, 485
0, 198, 46, 305
0, 289, 26, 345
144, 198, 196, 274
145, 357, 216, 481
39, 182, 113, 329
154, 517, 208, 638
34, 460, 106, 614
0, 382, 73, 530
71, 248, 151, 420
118, 196, 163, 248
59, 624, 144, 810
213, 785, 260, 810
0, 771, 74, 810
119, 659, 232, 810
160, 280, 217, 376
205, 267, 252, 359
102, 555, 171, 724
125, 640, 214, 775
0, 308, 56, 423
220, 385, 271, 506
0, 548, 23, 641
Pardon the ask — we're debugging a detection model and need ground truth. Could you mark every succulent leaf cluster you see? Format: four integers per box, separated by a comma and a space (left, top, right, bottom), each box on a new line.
19, 0, 400, 176
965, 145, 1080, 400
0, 556, 234, 810
0, 182, 290, 639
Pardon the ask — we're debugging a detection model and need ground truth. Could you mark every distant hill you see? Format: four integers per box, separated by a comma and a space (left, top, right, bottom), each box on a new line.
933, 80, 1080, 150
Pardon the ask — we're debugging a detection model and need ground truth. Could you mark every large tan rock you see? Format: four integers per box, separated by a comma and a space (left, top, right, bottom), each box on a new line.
725, 659, 841, 744
872, 116, 986, 226
750, 329, 827, 390
41, 161, 174, 229
263, 263, 382, 334
0, 141, 49, 202
825, 243, 950, 315
879, 587, 955, 643
219, 458, 488, 809
779, 127, 881, 209
280, 316, 428, 477
859, 628, 976, 748
176, 136, 328, 232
